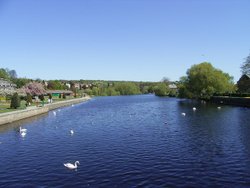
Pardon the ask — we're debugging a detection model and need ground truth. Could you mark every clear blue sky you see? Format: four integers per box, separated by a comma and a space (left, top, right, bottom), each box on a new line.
0, 0, 250, 82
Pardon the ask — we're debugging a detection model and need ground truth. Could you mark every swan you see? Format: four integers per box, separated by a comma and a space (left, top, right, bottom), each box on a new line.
181, 112, 186, 116
193, 107, 196, 111
19, 127, 27, 133
64, 161, 80, 170
20, 131, 26, 137
70, 130, 74, 135
217, 106, 221, 109
53, 111, 56, 116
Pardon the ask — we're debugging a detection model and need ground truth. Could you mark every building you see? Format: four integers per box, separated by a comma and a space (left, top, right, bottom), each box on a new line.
0, 78, 17, 96
237, 74, 250, 93
46, 90, 74, 98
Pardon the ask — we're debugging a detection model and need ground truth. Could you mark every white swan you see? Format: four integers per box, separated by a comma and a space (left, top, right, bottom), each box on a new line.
53, 111, 56, 116
20, 131, 26, 137
64, 161, 80, 170
181, 112, 186, 116
193, 107, 196, 111
70, 130, 74, 135
19, 127, 27, 133
217, 106, 221, 109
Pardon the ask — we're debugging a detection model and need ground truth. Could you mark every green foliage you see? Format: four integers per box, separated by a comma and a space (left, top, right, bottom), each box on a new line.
12, 78, 31, 88
241, 53, 250, 75
26, 93, 33, 104
39, 94, 45, 101
179, 62, 235, 99
47, 80, 67, 90
114, 82, 141, 95
0, 68, 10, 80
154, 83, 170, 96
48, 93, 52, 99
10, 92, 20, 109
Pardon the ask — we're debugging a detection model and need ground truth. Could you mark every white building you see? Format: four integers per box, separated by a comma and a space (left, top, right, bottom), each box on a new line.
0, 78, 17, 96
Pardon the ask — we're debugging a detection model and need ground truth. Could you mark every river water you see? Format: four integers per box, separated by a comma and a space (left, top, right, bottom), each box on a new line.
0, 95, 250, 187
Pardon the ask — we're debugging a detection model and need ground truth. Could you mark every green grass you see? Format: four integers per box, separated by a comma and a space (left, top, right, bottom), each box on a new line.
0, 100, 28, 113
0, 96, 79, 113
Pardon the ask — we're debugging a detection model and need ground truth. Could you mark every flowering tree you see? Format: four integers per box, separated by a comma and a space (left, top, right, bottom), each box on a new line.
22, 82, 46, 96
0, 88, 15, 96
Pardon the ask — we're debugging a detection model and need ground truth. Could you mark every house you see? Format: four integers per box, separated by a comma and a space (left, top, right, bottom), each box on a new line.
169, 83, 178, 90
237, 74, 250, 93
0, 78, 17, 96
46, 90, 74, 98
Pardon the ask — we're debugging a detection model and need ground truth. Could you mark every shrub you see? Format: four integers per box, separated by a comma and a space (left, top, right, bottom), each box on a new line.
26, 93, 33, 104
39, 94, 45, 101
10, 92, 20, 109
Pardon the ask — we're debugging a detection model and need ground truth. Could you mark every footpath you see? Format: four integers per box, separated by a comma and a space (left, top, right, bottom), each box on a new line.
0, 96, 91, 126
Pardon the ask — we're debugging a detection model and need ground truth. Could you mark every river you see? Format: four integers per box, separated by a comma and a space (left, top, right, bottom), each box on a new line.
0, 95, 250, 187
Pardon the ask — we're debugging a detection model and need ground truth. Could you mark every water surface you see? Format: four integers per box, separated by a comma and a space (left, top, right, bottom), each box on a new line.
0, 95, 250, 187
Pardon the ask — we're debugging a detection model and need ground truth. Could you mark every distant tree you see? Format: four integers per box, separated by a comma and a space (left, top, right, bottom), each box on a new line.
12, 78, 31, 88
179, 62, 235, 99
161, 77, 170, 84
114, 82, 141, 95
241, 53, 250, 75
92, 87, 99, 96
0, 68, 10, 80
154, 83, 170, 96
47, 80, 67, 90
7, 69, 17, 78
10, 92, 20, 109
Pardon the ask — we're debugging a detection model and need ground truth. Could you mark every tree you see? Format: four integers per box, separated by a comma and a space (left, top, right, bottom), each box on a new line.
154, 83, 170, 96
7, 69, 17, 78
26, 93, 33, 104
39, 94, 45, 101
0, 68, 10, 80
22, 82, 46, 96
241, 53, 250, 75
180, 62, 235, 99
12, 78, 31, 88
10, 92, 20, 109
161, 77, 170, 84
47, 80, 67, 90
114, 82, 141, 95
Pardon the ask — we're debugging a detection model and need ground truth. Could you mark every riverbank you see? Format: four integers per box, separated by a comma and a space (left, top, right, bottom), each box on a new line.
211, 96, 250, 107
0, 96, 91, 126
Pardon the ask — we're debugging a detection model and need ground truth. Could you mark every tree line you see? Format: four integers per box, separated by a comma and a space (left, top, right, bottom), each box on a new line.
2, 51, 250, 108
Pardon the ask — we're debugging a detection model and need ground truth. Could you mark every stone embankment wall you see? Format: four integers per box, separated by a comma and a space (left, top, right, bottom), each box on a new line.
0, 97, 91, 126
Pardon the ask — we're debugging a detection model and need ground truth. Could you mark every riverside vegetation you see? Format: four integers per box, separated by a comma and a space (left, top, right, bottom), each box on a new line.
1, 51, 250, 112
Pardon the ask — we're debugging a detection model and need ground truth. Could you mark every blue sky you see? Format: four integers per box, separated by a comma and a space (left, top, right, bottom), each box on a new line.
0, 0, 250, 82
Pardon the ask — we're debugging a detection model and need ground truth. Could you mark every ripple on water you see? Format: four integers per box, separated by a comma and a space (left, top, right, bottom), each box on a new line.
1, 96, 250, 187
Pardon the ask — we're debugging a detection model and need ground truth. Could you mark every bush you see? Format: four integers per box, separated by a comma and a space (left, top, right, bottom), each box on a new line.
48, 93, 52, 99
39, 94, 45, 101
26, 93, 33, 104
10, 92, 20, 109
